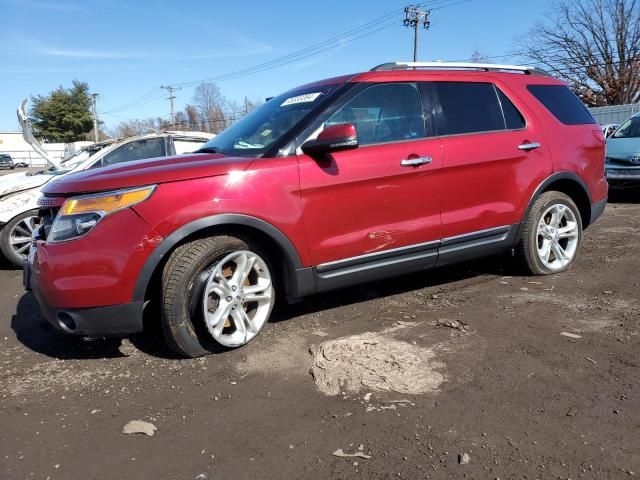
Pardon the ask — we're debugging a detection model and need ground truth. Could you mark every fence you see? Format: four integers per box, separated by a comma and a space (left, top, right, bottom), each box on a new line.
589, 104, 640, 125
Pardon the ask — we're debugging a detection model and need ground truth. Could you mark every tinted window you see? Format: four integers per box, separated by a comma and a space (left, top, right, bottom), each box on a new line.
325, 83, 426, 146
497, 89, 526, 129
102, 138, 166, 167
433, 82, 505, 135
612, 116, 640, 139
527, 85, 595, 125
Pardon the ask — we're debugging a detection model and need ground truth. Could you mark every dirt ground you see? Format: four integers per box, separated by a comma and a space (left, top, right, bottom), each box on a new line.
1, 189, 639, 480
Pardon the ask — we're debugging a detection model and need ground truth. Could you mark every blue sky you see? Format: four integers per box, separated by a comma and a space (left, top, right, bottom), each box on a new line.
0, 0, 555, 131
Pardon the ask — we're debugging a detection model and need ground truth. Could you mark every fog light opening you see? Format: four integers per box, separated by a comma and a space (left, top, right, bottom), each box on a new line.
57, 312, 77, 333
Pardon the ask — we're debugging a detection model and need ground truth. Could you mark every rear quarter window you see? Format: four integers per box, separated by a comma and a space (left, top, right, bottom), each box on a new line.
527, 85, 595, 125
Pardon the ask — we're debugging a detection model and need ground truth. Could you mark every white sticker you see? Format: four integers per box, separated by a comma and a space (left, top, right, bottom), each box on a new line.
280, 92, 322, 107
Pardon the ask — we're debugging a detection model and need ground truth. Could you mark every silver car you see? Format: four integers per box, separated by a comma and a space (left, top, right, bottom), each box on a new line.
0, 154, 15, 169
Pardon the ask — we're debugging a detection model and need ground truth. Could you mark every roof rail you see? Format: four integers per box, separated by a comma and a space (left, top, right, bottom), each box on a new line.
370, 62, 550, 76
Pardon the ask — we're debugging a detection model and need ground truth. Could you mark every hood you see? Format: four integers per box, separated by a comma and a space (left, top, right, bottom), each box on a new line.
43, 153, 255, 195
606, 137, 640, 161
0, 171, 53, 197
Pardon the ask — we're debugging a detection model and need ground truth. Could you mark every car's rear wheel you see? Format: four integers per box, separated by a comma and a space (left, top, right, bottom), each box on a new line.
161, 235, 276, 358
0, 210, 39, 268
515, 191, 582, 275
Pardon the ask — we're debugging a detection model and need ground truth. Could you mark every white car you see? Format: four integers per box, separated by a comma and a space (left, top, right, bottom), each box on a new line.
0, 104, 213, 266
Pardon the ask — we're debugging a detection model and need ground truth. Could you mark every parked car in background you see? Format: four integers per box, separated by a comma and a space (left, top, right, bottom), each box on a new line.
0, 130, 213, 267
25, 61, 607, 357
14, 161, 29, 168
605, 113, 640, 185
0, 154, 15, 169
601, 123, 619, 139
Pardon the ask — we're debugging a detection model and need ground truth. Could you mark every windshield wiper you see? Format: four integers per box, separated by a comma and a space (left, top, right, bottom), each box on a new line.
195, 147, 221, 154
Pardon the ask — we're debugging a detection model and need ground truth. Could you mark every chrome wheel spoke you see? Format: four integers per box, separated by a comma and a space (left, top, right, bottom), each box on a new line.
539, 239, 552, 263
230, 308, 249, 341
558, 222, 578, 239
551, 243, 566, 262
10, 236, 31, 245
230, 252, 249, 286
207, 302, 233, 337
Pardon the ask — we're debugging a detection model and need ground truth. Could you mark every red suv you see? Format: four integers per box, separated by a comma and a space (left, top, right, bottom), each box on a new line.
25, 62, 607, 357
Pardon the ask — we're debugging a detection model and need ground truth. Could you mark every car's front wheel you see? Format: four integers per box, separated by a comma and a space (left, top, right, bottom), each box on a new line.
0, 210, 39, 268
161, 235, 276, 358
515, 191, 582, 275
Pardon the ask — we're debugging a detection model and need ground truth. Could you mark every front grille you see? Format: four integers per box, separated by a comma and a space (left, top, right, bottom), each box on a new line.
37, 207, 59, 240
607, 157, 639, 166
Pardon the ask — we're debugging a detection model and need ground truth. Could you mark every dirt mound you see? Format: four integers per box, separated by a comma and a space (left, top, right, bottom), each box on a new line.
310, 331, 445, 396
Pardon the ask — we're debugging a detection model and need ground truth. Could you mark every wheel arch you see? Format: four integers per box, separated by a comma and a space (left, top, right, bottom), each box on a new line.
521, 172, 593, 234
133, 214, 312, 305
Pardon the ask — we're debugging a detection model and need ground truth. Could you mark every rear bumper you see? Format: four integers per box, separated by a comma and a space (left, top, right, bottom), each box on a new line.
590, 198, 607, 225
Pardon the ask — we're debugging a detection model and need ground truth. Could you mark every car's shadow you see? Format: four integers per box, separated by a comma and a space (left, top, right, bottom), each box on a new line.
11, 255, 514, 360
608, 186, 640, 204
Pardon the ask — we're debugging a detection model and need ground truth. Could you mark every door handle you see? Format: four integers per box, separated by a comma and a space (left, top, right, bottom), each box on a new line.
518, 142, 541, 151
400, 156, 432, 167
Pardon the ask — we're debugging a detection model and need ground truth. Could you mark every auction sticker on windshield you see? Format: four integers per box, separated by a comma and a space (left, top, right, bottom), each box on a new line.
280, 92, 323, 107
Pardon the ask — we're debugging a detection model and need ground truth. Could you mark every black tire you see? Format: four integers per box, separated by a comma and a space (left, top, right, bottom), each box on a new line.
0, 210, 39, 268
160, 235, 275, 358
515, 191, 582, 275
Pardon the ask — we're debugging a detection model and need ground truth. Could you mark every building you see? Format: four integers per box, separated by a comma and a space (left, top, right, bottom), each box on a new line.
0, 132, 91, 167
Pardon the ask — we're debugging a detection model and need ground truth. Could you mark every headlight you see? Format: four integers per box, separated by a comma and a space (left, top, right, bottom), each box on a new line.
49, 185, 155, 243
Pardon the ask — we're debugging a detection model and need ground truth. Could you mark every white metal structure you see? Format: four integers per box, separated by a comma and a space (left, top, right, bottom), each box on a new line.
370, 62, 549, 75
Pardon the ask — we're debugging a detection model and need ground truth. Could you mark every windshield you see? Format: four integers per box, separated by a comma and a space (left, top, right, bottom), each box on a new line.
197, 84, 342, 157
612, 116, 640, 139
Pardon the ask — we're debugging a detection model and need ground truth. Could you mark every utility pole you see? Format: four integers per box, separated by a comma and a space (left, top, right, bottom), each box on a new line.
161, 85, 181, 127
403, 5, 431, 62
91, 93, 99, 142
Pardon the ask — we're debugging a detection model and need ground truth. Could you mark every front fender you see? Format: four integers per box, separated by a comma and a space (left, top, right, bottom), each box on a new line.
0, 189, 40, 223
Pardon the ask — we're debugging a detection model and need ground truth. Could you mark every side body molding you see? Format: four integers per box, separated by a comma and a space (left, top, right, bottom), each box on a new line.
133, 214, 314, 302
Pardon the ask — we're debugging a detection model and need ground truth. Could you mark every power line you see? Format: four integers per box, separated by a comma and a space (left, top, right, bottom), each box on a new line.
100, 0, 472, 119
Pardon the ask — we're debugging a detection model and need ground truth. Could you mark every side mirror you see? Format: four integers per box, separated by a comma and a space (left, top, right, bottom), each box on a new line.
301, 123, 358, 156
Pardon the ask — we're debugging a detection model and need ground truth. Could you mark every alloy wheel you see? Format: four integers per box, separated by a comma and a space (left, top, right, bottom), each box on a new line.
535, 203, 579, 271
201, 250, 273, 347
9, 215, 37, 259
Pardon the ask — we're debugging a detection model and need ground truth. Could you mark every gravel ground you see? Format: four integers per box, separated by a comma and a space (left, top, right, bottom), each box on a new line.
1, 189, 639, 480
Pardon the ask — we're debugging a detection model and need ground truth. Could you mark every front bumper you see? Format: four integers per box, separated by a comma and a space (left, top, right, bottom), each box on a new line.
605, 165, 640, 181
23, 207, 158, 337
24, 246, 144, 336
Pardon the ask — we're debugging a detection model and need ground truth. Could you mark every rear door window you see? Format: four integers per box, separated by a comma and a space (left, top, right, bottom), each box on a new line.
325, 83, 427, 146
101, 137, 167, 167
431, 82, 505, 135
527, 85, 595, 125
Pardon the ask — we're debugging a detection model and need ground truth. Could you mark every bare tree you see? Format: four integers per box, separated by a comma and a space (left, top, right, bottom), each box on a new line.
173, 111, 187, 130
185, 104, 200, 131
517, 0, 640, 106
110, 118, 163, 138
192, 83, 229, 133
